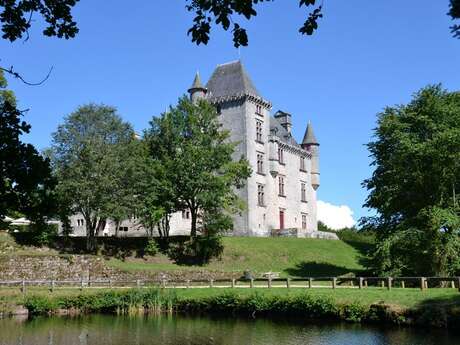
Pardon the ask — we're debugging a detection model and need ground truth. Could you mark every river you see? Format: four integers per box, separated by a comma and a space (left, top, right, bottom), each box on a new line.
0, 315, 458, 345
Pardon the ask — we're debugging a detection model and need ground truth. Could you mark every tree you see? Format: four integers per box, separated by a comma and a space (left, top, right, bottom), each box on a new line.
362, 85, 460, 276
50, 104, 138, 250
0, 70, 55, 222
145, 96, 251, 239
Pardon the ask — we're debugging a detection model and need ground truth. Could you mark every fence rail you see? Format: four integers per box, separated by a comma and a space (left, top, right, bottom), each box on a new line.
1, 276, 460, 292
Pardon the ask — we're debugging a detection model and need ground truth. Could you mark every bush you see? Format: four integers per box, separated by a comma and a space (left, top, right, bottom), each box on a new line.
24, 295, 57, 315
144, 239, 159, 256
168, 236, 223, 265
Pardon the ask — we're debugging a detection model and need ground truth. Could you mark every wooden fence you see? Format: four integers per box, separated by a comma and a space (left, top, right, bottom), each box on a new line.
1, 276, 460, 293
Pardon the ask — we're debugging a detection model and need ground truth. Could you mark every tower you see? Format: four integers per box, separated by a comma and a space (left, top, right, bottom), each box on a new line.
188, 72, 207, 103
301, 122, 320, 190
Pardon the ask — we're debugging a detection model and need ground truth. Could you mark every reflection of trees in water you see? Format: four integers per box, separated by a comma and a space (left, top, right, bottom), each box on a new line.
0, 315, 458, 345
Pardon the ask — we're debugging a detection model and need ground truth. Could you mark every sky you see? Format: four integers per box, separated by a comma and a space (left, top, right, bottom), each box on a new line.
1, 0, 460, 227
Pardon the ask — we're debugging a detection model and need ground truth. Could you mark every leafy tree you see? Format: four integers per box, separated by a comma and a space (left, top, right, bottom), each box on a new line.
50, 104, 138, 250
0, 70, 55, 222
362, 85, 460, 276
145, 96, 251, 239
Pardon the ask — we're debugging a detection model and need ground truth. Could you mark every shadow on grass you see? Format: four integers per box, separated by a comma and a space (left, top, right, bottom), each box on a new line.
284, 261, 365, 277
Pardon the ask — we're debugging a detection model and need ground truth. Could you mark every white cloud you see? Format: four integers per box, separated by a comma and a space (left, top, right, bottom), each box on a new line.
317, 200, 356, 230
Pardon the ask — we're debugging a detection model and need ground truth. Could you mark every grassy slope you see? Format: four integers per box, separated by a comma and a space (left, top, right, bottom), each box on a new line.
108, 237, 367, 277
0, 232, 368, 278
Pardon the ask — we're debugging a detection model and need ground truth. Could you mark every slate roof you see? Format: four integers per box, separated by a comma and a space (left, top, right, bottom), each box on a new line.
302, 122, 319, 145
189, 71, 205, 90
206, 61, 261, 98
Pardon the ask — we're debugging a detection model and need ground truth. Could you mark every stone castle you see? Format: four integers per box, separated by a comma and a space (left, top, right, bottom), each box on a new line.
66, 61, 322, 238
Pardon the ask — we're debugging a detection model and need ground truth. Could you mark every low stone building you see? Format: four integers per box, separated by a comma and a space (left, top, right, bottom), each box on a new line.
66, 61, 323, 238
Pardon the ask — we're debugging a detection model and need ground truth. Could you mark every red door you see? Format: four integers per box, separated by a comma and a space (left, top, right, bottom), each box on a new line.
279, 210, 285, 230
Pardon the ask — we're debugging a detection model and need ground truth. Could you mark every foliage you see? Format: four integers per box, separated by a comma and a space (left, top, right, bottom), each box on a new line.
0, 0, 79, 42
0, 70, 56, 222
144, 239, 159, 256
50, 104, 139, 250
363, 85, 460, 276
145, 97, 251, 238
450, 0, 460, 38
186, 0, 460, 47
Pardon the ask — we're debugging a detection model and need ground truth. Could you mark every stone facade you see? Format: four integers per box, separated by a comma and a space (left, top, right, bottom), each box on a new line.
64, 61, 320, 238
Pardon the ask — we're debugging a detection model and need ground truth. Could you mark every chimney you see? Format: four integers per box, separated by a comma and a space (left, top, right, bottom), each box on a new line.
274, 110, 292, 134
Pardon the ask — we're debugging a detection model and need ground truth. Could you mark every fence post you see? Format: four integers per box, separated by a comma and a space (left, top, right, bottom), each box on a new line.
268, 277, 272, 289
250, 279, 254, 288
380, 280, 385, 288
50, 279, 55, 293
162, 279, 166, 289
136, 280, 141, 288
358, 277, 363, 289
364, 279, 368, 288
186, 280, 190, 289
21, 280, 26, 294
209, 279, 214, 288
401, 280, 405, 289
308, 278, 313, 289
286, 278, 290, 289
80, 278, 84, 291
332, 277, 337, 289
387, 277, 392, 290
231, 279, 235, 288
109, 279, 112, 289
420, 277, 426, 290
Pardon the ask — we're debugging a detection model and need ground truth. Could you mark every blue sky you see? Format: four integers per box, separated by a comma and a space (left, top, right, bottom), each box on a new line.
1, 0, 459, 223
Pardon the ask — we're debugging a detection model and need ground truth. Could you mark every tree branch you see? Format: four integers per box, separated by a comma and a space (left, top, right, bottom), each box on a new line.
0, 65, 53, 86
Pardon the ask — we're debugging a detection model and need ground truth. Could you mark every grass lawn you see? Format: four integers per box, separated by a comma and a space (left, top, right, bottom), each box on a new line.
108, 237, 368, 278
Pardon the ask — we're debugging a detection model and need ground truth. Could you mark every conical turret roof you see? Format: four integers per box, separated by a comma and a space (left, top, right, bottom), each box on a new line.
302, 122, 319, 145
188, 71, 206, 91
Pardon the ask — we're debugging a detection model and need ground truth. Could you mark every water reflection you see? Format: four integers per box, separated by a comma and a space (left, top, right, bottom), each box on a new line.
0, 315, 458, 345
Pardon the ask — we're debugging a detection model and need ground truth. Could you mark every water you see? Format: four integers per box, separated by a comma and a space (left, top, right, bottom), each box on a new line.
0, 315, 458, 345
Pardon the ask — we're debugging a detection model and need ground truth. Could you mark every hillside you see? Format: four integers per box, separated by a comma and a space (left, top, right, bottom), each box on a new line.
105, 236, 369, 278
0, 232, 370, 279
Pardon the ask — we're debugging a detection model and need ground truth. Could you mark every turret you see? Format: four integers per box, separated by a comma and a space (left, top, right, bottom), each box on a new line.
188, 71, 207, 103
301, 122, 320, 190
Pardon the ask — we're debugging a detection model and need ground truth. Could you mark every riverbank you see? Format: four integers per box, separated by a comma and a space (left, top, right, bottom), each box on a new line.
1, 288, 459, 330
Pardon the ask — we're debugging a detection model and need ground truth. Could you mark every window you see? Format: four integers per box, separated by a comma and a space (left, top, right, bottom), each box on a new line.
257, 184, 265, 206
301, 214, 307, 229
278, 176, 285, 197
182, 210, 190, 219
300, 156, 306, 171
118, 226, 128, 232
257, 153, 264, 174
256, 104, 262, 115
301, 182, 307, 202
256, 120, 263, 142
278, 147, 284, 164
77, 219, 84, 227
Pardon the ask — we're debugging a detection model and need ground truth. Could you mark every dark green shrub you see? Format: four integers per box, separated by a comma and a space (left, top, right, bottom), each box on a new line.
145, 239, 159, 256
24, 295, 57, 315
340, 302, 367, 322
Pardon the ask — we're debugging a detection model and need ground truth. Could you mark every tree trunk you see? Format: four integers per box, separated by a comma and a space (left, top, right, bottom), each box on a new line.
190, 209, 197, 238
